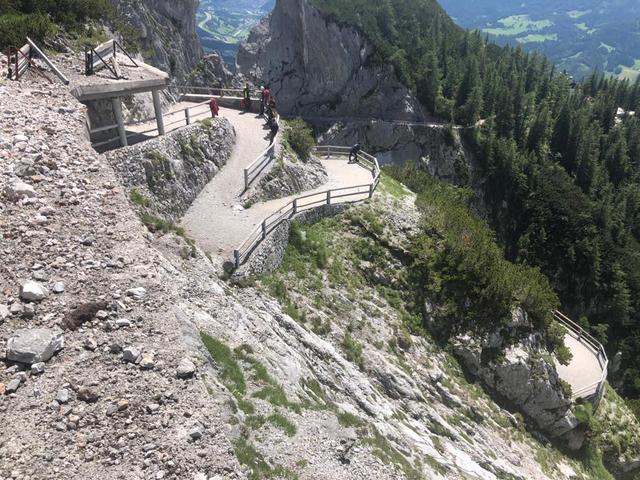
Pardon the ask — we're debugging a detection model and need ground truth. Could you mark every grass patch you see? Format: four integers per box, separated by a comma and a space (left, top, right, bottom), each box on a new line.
201, 333, 246, 397
234, 436, 298, 480
247, 413, 297, 436
129, 188, 150, 208
342, 332, 364, 367
336, 411, 364, 428
362, 429, 421, 479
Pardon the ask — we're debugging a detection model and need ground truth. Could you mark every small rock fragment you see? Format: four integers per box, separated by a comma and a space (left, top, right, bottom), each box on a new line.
6, 378, 21, 394
19, 281, 49, 302
31, 362, 46, 375
126, 287, 146, 300
6, 328, 64, 364
139, 354, 155, 370
189, 426, 203, 441
56, 388, 70, 404
122, 346, 141, 364
176, 358, 196, 379
52, 282, 65, 294
77, 386, 100, 403
5, 180, 36, 201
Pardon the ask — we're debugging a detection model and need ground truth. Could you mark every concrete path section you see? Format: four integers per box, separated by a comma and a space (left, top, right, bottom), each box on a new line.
555, 333, 603, 399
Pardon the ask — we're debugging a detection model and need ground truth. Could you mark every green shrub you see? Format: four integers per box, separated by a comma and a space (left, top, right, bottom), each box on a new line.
0, 13, 54, 51
284, 118, 315, 161
342, 333, 363, 366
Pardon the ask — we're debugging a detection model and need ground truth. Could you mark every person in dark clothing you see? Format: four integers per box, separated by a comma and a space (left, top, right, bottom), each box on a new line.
269, 117, 279, 143
243, 83, 251, 111
209, 96, 219, 118
349, 143, 361, 163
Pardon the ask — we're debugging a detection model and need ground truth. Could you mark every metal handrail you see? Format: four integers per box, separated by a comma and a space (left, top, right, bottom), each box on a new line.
233, 146, 381, 268
553, 310, 608, 401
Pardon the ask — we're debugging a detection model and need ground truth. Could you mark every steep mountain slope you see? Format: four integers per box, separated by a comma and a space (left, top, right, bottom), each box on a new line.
238, 0, 640, 416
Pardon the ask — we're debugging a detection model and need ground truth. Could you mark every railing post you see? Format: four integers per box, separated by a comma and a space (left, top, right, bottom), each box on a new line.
185, 108, 191, 125
234, 250, 240, 269
244, 169, 249, 191
262, 221, 267, 240
327, 190, 331, 205
293, 199, 298, 214
368, 183, 374, 199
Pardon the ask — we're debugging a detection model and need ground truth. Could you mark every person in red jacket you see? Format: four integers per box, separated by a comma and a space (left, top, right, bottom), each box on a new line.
209, 96, 219, 118
261, 86, 272, 116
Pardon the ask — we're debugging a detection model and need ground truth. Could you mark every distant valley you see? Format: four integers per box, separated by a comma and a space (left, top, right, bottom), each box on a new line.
439, 0, 640, 80
197, 0, 274, 66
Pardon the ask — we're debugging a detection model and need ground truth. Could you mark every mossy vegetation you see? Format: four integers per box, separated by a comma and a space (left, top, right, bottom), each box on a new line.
282, 119, 316, 161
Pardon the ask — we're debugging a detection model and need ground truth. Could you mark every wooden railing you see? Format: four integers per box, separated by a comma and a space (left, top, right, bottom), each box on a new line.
233, 146, 381, 268
5, 38, 68, 85
89, 101, 213, 149
174, 85, 261, 99
553, 310, 608, 402
85, 39, 138, 78
243, 120, 279, 190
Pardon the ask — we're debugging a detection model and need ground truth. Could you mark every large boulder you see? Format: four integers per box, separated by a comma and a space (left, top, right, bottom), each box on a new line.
6, 329, 65, 365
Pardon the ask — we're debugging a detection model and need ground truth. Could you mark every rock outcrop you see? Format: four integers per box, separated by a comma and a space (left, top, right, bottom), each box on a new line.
111, 0, 202, 82
320, 120, 470, 185
454, 335, 580, 442
237, 0, 425, 122
185, 52, 236, 88
243, 150, 329, 206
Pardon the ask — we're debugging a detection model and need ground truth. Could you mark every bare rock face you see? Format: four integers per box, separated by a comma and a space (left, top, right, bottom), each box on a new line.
454, 334, 582, 446
186, 52, 235, 88
237, 0, 425, 122
111, 0, 202, 82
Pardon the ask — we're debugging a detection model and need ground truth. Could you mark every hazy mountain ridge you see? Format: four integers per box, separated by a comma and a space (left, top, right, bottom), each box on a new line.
439, 0, 640, 80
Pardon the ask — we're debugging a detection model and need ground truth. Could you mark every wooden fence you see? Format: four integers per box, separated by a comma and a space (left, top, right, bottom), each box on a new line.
233, 146, 380, 268
85, 39, 138, 78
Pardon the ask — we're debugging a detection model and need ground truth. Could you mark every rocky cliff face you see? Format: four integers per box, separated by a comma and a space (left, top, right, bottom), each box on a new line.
111, 0, 202, 82
236, 0, 425, 122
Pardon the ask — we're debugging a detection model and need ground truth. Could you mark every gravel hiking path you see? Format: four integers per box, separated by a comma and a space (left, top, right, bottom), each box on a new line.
180, 108, 373, 258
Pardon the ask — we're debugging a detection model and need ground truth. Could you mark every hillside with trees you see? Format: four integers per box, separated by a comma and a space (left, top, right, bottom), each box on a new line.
310, 0, 640, 403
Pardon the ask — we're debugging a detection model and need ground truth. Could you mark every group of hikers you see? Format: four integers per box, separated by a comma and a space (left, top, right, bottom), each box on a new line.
208, 84, 362, 159
208, 82, 279, 142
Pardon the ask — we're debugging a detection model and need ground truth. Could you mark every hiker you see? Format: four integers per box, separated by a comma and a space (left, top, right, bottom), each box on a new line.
243, 83, 251, 111
260, 86, 272, 116
349, 143, 361, 163
209, 96, 219, 118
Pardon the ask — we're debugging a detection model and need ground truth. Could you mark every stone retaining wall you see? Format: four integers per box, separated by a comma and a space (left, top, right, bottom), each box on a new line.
105, 118, 235, 220
232, 204, 348, 278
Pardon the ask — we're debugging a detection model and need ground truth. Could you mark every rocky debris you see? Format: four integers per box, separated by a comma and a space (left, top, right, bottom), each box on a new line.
0, 304, 9, 320
52, 282, 65, 294
122, 346, 141, 364
19, 281, 49, 302
4, 180, 36, 201
176, 358, 196, 379
6, 328, 64, 364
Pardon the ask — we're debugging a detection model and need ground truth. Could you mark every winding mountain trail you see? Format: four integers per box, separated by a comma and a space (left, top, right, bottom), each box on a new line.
180, 107, 373, 257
